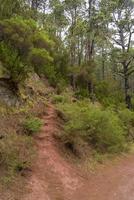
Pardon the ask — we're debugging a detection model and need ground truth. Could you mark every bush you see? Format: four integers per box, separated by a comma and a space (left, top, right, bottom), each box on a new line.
118, 109, 134, 127
75, 89, 89, 99
95, 80, 124, 107
52, 95, 68, 104
32, 31, 54, 50
52, 89, 74, 104
30, 48, 53, 71
29, 48, 56, 82
56, 78, 68, 94
118, 109, 134, 139
23, 117, 43, 135
0, 133, 34, 182
0, 17, 36, 87
0, 17, 56, 87
0, 43, 31, 86
58, 101, 126, 153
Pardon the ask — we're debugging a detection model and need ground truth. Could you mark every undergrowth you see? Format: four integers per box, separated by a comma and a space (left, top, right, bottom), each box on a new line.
0, 99, 46, 185
23, 117, 43, 135
56, 99, 133, 155
0, 133, 35, 184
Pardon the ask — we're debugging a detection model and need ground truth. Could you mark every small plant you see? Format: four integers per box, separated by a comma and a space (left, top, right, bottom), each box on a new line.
52, 95, 67, 104
75, 89, 89, 99
23, 117, 43, 135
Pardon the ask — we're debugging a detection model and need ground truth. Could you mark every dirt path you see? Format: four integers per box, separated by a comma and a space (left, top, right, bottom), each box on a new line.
24, 105, 134, 200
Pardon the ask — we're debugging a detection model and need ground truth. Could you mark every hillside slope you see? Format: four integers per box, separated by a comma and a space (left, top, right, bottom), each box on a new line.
23, 104, 134, 200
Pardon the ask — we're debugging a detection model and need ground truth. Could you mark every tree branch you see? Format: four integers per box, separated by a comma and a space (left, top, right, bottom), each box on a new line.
127, 69, 134, 77
112, 38, 123, 47
126, 56, 134, 67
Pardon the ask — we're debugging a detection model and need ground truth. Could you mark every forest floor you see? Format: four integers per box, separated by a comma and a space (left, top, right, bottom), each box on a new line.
23, 104, 134, 200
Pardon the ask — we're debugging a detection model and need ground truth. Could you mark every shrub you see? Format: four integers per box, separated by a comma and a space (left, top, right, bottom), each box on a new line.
75, 89, 89, 99
52, 91, 74, 104
56, 78, 68, 94
118, 109, 134, 139
95, 80, 124, 107
29, 48, 55, 81
0, 43, 31, 87
52, 95, 67, 104
118, 109, 134, 126
0, 17, 56, 88
58, 101, 126, 153
23, 117, 43, 135
30, 48, 53, 68
0, 17, 36, 87
32, 31, 54, 50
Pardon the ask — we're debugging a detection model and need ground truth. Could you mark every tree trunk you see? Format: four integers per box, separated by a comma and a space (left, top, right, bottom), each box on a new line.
102, 60, 105, 80
102, 48, 105, 80
70, 75, 76, 91
124, 73, 132, 109
88, 81, 93, 95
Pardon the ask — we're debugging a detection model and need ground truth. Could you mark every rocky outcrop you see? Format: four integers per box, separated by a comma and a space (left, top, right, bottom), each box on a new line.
0, 79, 19, 106
0, 63, 54, 106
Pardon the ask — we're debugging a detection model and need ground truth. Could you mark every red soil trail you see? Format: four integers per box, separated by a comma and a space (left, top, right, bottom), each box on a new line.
24, 105, 134, 200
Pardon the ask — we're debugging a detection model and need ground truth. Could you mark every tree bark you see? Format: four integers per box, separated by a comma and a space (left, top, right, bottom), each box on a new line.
124, 65, 132, 109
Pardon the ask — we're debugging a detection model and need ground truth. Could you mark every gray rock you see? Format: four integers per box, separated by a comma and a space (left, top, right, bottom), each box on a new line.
0, 80, 19, 106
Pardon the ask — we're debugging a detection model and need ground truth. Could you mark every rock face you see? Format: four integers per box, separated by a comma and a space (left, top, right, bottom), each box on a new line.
0, 80, 18, 106
0, 63, 18, 106
0, 62, 54, 106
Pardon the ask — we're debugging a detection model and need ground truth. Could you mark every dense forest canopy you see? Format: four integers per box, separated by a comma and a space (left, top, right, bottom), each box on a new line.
0, 0, 134, 108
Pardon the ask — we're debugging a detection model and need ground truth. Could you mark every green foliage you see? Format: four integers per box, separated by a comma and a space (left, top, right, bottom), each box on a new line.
95, 80, 124, 107
75, 89, 89, 99
118, 109, 134, 139
0, 133, 34, 182
0, 17, 36, 86
0, 42, 31, 85
32, 31, 54, 50
58, 101, 126, 153
118, 109, 134, 127
30, 48, 54, 76
0, 0, 24, 19
52, 90, 73, 104
52, 95, 67, 103
23, 117, 43, 135
0, 17, 36, 55
0, 17, 57, 87
31, 31, 56, 80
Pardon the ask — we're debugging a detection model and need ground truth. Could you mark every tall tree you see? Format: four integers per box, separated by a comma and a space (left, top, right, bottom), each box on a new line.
109, 0, 134, 108
49, 0, 67, 38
